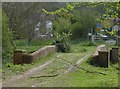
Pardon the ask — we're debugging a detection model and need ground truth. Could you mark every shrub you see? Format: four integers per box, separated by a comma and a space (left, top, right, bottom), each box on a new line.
2, 11, 13, 65
53, 32, 71, 53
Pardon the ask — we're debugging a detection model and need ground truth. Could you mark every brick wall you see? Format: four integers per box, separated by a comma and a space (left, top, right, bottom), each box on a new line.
13, 45, 57, 64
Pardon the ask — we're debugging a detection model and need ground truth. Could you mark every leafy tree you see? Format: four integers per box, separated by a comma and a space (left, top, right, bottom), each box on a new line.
46, 3, 100, 39
53, 17, 72, 34
70, 9, 99, 39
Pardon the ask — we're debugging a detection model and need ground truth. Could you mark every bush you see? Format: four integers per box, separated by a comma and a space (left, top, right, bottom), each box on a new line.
2, 11, 13, 65
53, 32, 71, 53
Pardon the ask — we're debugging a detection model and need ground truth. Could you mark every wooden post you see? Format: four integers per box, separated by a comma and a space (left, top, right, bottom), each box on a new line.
98, 51, 109, 68
111, 48, 119, 63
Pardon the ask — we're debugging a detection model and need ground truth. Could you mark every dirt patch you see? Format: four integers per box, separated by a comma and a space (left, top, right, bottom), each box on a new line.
3, 53, 91, 87
64, 54, 90, 73
3, 60, 53, 87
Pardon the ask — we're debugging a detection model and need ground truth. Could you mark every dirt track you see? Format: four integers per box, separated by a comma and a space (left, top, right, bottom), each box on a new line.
3, 53, 91, 87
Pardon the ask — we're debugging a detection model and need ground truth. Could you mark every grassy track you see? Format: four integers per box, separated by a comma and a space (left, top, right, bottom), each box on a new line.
3, 39, 119, 87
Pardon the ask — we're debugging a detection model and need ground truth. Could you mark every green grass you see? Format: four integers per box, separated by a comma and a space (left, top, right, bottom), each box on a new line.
34, 56, 118, 87
15, 38, 54, 53
7, 41, 97, 87
25, 41, 118, 87
7, 49, 95, 87
3, 39, 119, 87
3, 38, 55, 79
2, 52, 56, 79
70, 60, 118, 87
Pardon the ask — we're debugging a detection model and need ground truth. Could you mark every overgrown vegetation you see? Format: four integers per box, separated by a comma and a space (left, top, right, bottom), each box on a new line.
2, 52, 56, 80
3, 41, 118, 87
2, 2, 120, 87
2, 11, 13, 65
53, 32, 71, 53
53, 9, 98, 40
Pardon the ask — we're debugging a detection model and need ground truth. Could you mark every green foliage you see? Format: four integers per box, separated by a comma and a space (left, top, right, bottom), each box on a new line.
70, 9, 97, 39
2, 11, 13, 64
53, 32, 71, 53
3, 52, 56, 79
42, 3, 76, 15
71, 22, 86, 39
104, 2, 119, 19
105, 30, 118, 36
97, 2, 120, 31
0, 10, 2, 46
83, 42, 96, 46
44, 2, 120, 40
53, 17, 72, 34
53, 9, 98, 40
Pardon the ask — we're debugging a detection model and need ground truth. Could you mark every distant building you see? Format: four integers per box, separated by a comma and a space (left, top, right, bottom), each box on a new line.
34, 20, 53, 38
46, 20, 52, 30
34, 22, 40, 38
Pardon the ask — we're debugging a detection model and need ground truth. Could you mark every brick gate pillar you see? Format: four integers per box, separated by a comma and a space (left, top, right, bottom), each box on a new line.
110, 48, 119, 63
13, 50, 26, 64
98, 51, 109, 67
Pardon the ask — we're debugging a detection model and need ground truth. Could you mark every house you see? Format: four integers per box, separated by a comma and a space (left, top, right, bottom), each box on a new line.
34, 20, 53, 39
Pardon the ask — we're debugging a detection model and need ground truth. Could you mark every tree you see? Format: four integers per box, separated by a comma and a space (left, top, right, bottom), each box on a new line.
2, 2, 41, 39
2, 2, 62, 41
44, 2, 100, 39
